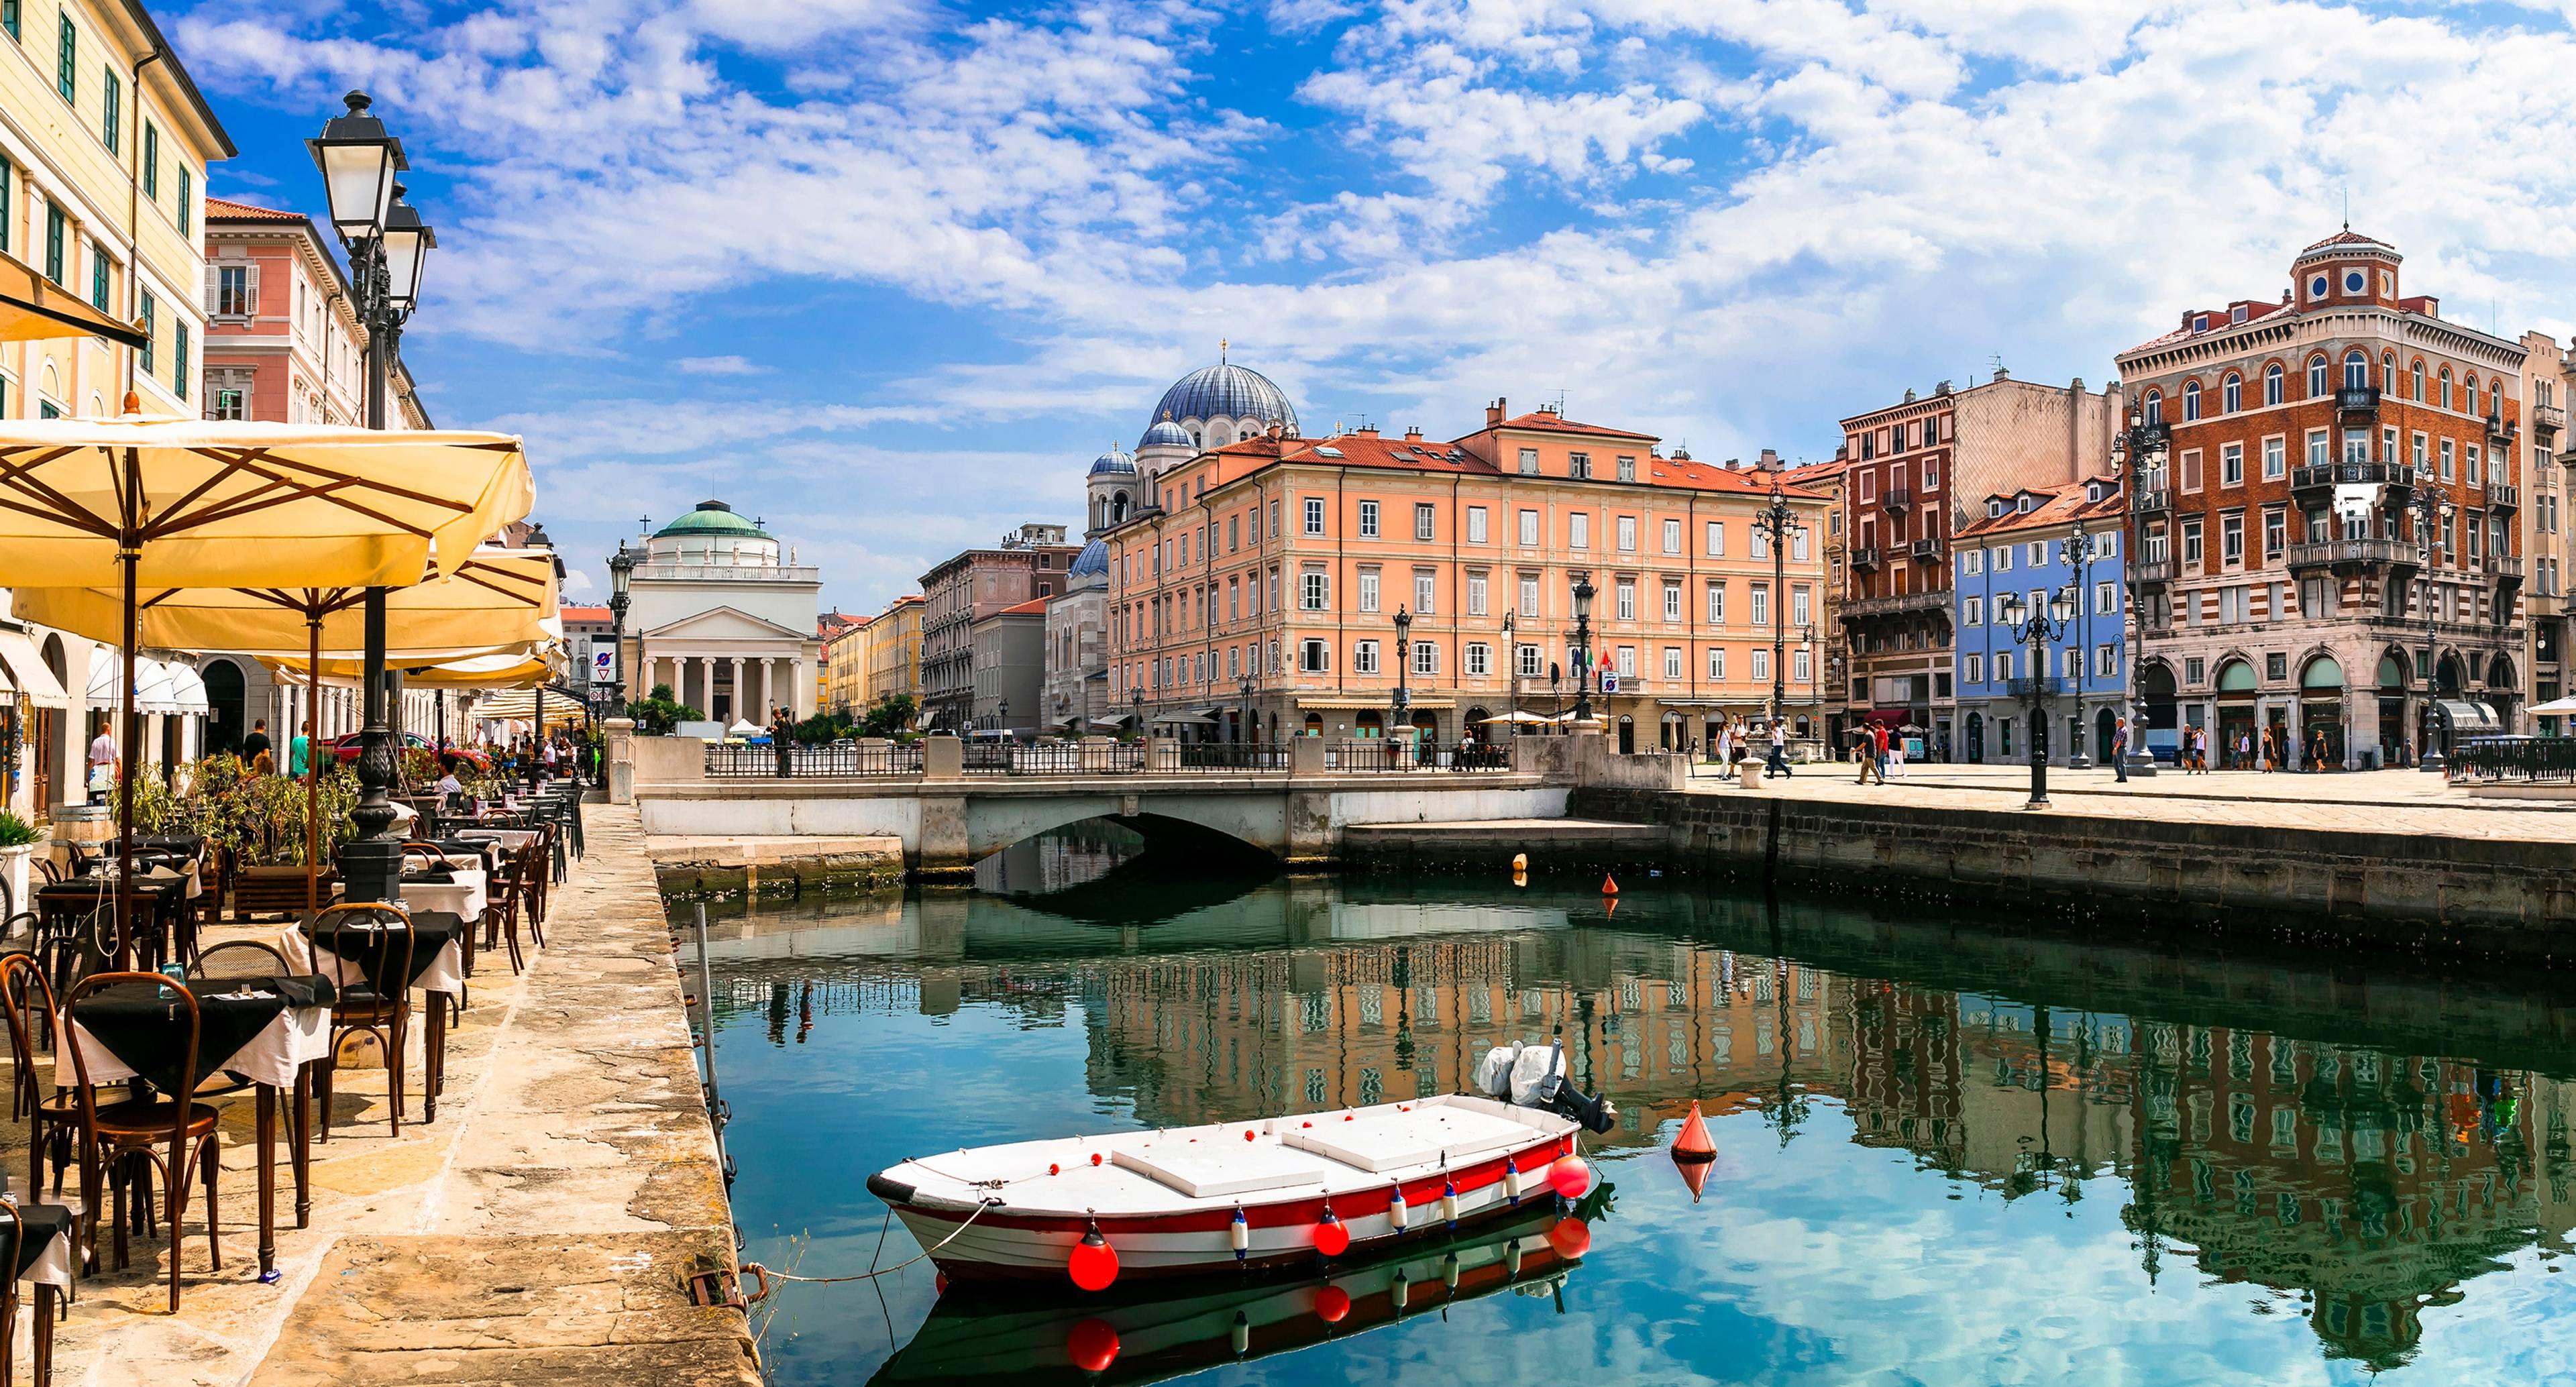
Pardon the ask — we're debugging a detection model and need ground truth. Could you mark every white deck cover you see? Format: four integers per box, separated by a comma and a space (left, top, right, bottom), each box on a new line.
1281, 1103, 1549, 1174
1113, 1142, 1338, 1199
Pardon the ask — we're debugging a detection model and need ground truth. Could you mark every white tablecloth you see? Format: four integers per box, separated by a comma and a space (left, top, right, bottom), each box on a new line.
66, 998, 331, 1093
276, 924, 467, 997
398, 870, 486, 922
458, 828, 539, 852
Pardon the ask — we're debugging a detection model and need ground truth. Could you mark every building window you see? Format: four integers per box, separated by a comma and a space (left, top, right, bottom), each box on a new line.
1358, 500, 1379, 538
1616, 515, 1637, 552
1466, 571, 1488, 615
1466, 506, 1488, 543
178, 168, 191, 233
2182, 518, 2202, 569
2220, 443, 2242, 487
138, 291, 154, 373
2142, 389, 2162, 425
1707, 647, 1725, 680
1358, 569, 1379, 613
88, 243, 107, 311
142, 123, 156, 199
2183, 380, 2201, 421
217, 264, 251, 317
1964, 654, 1984, 685
1750, 583, 1770, 627
1414, 570, 1435, 614
2263, 437, 2284, 480
1354, 640, 1379, 674
1617, 455, 1636, 482
1519, 573, 1540, 618
1790, 584, 1809, 626
174, 322, 189, 400
43, 205, 63, 284
1614, 645, 1634, 678
100, 67, 117, 151
1662, 518, 1682, 555
1705, 520, 1724, 556
1517, 447, 1538, 475
1615, 578, 1635, 622
1569, 513, 1589, 549
1, 2, 17, 42
1570, 452, 1591, 479
1964, 596, 1983, 627
1467, 643, 1491, 677
1304, 498, 1324, 535
2263, 508, 2285, 558
2308, 356, 2329, 398
1414, 502, 1435, 541
1750, 648, 1769, 683
1663, 646, 1682, 680
2221, 514, 2244, 567
2412, 360, 2426, 402
1300, 639, 1328, 672
1992, 544, 2012, 573
1301, 569, 1329, 610
56, 13, 73, 103
1518, 508, 1539, 546
2264, 364, 2283, 406
1517, 644, 1541, 677
1413, 641, 1438, 676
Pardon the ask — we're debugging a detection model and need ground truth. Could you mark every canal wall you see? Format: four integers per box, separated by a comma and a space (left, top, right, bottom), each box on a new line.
1556, 787, 2576, 962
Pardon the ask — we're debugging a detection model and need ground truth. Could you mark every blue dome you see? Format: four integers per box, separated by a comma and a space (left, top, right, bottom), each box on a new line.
1148, 359, 1298, 434
1140, 417, 1194, 449
1088, 444, 1136, 476
1069, 538, 1109, 576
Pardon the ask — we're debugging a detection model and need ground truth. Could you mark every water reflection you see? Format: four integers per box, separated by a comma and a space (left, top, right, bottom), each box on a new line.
698, 863, 2576, 1382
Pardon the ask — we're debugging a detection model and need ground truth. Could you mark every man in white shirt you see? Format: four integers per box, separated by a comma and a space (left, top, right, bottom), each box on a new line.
86, 718, 119, 803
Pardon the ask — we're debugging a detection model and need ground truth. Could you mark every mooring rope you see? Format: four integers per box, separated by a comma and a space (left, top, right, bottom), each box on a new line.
740, 1197, 1000, 1296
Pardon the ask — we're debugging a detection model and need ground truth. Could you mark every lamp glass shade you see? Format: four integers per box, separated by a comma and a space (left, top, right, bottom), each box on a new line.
2051, 590, 2077, 624
380, 207, 434, 312
1571, 579, 1594, 621
1998, 595, 2023, 625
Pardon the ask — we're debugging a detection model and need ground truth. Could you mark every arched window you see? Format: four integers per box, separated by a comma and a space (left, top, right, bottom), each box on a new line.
2412, 360, 2425, 401
2307, 355, 2329, 398
2465, 374, 2479, 414
2487, 380, 2502, 418
2263, 363, 2284, 406
2343, 350, 2367, 391
2222, 374, 2241, 413
2182, 380, 2202, 422
2382, 353, 2397, 394
2438, 368, 2453, 410
2141, 389, 2162, 426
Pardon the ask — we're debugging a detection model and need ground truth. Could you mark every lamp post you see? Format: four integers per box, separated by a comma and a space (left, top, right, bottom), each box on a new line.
1996, 586, 2078, 810
1751, 484, 1798, 732
1570, 577, 1595, 725
2411, 488, 2457, 773
2059, 518, 2096, 769
607, 541, 635, 708
2106, 408, 2167, 775
1237, 674, 1254, 747
1501, 610, 1517, 744
998, 698, 1010, 744
1804, 623, 1821, 740
1131, 686, 1144, 741
1391, 605, 1413, 751
309, 91, 434, 905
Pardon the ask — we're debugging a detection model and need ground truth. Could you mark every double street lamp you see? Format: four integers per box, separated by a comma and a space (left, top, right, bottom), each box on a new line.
606, 541, 635, 708
1570, 577, 1596, 724
1501, 610, 1517, 743
1391, 605, 1413, 747
2106, 408, 2168, 776
309, 91, 437, 905
2059, 518, 2097, 769
1750, 483, 1799, 732
2410, 488, 2459, 773
1996, 586, 2078, 810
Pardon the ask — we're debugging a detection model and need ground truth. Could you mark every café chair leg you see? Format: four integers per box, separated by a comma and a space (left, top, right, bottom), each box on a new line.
315, 1058, 335, 1144
387, 1013, 407, 1137
33, 1284, 52, 1387
199, 1139, 221, 1274
1, 1282, 16, 1387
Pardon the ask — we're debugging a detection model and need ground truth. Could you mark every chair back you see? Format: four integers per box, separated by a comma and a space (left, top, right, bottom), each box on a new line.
0, 952, 59, 1118
309, 903, 416, 1017
62, 970, 202, 1137
399, 841, 458, 874
189, 940, 296, 985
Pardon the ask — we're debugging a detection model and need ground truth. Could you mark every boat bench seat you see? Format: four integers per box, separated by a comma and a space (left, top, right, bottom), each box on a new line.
1281, 1105, 1548, 1174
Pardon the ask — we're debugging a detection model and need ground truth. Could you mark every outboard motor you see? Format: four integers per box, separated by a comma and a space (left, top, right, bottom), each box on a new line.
1483, 1037, 1619, 1134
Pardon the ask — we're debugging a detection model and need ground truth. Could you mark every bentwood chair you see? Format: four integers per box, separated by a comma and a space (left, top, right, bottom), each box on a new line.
60, 971, 223, 1314
0, 956, 79, 1206
0, 1195, 62, 1386
309, 903, 417, 1141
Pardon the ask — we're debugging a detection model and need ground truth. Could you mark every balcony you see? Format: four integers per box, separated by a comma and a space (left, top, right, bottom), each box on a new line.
2284, 537, 2411, 571
1882, 488, 1913, 514
2003, 676, 2078, 700
2132, 488, 2171, 516
2486, 482, 2519, 513
1841, 590, 1948, 619
2133, 559, 2172, 586
2491, 554, 2526, 581
1851, 546, 1881, 571
2292, 460, 2390, 498
2536, 403, 2565, 441
2336, 385, 2380, 419
2489, 410, 2518, 445
1909, 537, 1942, 561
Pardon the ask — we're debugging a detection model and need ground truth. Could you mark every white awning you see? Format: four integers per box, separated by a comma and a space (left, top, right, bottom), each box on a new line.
164, 662, 210, 715
88, 653, 186, 714
0, 628, 69, 708
2435, 699, 2502, 732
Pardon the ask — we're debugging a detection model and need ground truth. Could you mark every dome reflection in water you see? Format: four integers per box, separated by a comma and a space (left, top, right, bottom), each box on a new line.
692, 863, 2576, 1386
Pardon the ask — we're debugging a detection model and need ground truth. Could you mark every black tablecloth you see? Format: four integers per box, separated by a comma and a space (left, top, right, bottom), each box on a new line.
304, 912, 466, 994
71, 975, 335, 1097
0, 1203, 70, 1280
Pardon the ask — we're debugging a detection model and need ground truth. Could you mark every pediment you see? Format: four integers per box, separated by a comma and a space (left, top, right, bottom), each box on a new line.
641, 606, 809, 642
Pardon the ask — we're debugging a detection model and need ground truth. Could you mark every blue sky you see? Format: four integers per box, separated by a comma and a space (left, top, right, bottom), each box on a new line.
169, 0, 2576, 613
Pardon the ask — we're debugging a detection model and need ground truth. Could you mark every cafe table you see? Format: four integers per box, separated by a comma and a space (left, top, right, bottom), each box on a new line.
0, 1201, 74, 1378
277, 911, 468, 1121
65, 973, 336, 1279
34, 873, 189, 969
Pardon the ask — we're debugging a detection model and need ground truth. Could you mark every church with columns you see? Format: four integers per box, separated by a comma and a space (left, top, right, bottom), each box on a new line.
625, 501, 823, 725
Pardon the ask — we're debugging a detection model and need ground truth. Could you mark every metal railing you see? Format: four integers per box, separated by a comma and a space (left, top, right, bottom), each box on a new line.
1326, 740, 1512, 773
703, 742, 924, 777
2284, 538, 2411, 570
1000, 741, 1146, 775
2337, 385, 2381, 414
1161, 742, 1294, 773
2453, 736, 2576, 783
1909, 537, 1941, 560
1882, 488, 1913, 513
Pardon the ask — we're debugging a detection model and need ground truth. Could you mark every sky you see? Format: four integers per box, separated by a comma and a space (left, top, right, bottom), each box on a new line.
167, 0, 2576, 615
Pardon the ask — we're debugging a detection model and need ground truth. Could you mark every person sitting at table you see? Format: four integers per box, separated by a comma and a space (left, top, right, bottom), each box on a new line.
435, 765, 463, 810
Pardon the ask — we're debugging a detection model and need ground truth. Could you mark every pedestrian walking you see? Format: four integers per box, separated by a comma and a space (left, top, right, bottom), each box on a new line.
86, 716, 118, 803
241, 718, 272, 767
2112, 717, 2131, 783
1854, 726, 1880, 784
1887, 730, 1908, 779
2309, 729, 2330, 773
1767, 720, 1794, 779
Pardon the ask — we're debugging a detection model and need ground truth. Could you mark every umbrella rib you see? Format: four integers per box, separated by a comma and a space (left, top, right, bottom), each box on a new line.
0, 447, 115, 535
198, 445, 479, 515
0, 491, 115, 538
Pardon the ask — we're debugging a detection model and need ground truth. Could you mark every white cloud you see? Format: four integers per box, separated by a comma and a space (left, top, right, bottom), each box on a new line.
675, 354, 765, 375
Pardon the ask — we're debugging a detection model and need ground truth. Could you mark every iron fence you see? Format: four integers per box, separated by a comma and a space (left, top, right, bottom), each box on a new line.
1160, 742, 1293, 773
1001, 742, 1150, 776
2452, 736, 2576, 783
1325, 739, 1512, 773
703, 742, 922, 778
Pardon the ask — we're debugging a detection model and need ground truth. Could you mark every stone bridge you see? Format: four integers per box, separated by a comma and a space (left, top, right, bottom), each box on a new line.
618, 732, 1674, 878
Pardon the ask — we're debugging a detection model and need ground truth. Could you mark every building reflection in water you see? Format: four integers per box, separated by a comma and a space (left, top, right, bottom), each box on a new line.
694, 874, 2576, 1372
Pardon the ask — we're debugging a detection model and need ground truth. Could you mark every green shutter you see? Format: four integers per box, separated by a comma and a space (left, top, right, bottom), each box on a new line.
177, 168, 189, 233
0, 156, 11, 254
43, 205, 61, 284
55, 13, 71, 102
142, 125, 156, 198
1, 1, 17, 42
174, 321, 188, 401
138, 292, 153, 374
100, 68, 117, 152
89, 241, 105, 311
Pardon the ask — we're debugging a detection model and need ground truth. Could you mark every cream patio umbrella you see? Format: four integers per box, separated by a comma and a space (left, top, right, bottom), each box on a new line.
15, 549, 559, 909
0, 410, 532, 947
0, 246, 149, 347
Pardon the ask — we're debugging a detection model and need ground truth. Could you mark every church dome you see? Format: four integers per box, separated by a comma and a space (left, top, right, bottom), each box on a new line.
1140, 416, 1194, 449
1148, 353, 1297, 435
1088, 444, 1137, 476
1069, 538, 1109, 576
654, 500, 771, 541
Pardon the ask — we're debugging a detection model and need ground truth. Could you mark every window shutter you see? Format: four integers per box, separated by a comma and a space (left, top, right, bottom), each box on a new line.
242, 262, 260, 317
201, 262, 219, 315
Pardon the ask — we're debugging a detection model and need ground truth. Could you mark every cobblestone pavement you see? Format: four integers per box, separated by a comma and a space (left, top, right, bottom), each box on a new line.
0, 802, 755, 1386
1678, 759, 2576, 843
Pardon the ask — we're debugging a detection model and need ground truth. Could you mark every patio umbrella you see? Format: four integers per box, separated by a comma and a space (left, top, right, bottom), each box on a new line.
15, 548, 557, 911
0, 247, 148, 347
2528, 696, 2576, 716
0, 410, 532, 952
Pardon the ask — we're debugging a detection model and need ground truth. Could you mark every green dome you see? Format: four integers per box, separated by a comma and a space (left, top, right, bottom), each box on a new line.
655, 501, 771, 541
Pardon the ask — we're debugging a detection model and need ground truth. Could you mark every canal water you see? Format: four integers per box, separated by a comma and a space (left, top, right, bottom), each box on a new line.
688, 831, 2576, 1385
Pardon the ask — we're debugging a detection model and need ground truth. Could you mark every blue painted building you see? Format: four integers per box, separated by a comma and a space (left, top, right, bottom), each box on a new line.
1952, 478, 2134, 765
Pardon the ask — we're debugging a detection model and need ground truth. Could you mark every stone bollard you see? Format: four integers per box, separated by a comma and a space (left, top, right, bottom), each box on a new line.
604, 717, 636, 804
922, 734, 963, 781
1291, 734, 1327, 776
1739, 759, 1762, 789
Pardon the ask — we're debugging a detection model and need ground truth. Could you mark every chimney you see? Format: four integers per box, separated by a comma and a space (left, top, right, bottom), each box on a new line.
1992, 364, 2011, 382
1354, 424, 1379, 439
1758, 447, 1780, 469
1487, 398, 1505, 429
1405, 425, 1421, 440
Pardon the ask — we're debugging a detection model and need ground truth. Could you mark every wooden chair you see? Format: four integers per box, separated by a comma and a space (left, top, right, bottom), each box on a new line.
60, 970, 223, 1314
0, 1198, 62, 1387
309, 903, 417, 1141
0, 956, 79, 1206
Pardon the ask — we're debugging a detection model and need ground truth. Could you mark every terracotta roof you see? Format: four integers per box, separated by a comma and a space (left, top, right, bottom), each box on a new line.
2120, 298, 2293, 357
557, 604, 610, 622
204, 196, 306, 223
1486, 410, 1659, 443
995, 598, 1051, 616
1952, 479, 2125, 540
1281, 433, 1498, 476
1650, 455, 1827, 500
2299, 228, 2396, 256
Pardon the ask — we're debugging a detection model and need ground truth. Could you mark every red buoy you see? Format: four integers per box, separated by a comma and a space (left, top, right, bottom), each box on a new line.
1316, 1284, 1350, 1322
1547, 1217, 1592, 1260
1068, 1223, 1120, 1292
1067, 1318, 1120, 1372
1674, 1099, 1716, 1162
1313, 1206, 1350, 1258
1550, 1156, 1592, 1200
1601, 874, 1618, 895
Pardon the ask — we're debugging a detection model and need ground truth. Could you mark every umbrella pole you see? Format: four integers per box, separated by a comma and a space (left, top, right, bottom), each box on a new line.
115, 447, 138, 973
307, 614, 322, 915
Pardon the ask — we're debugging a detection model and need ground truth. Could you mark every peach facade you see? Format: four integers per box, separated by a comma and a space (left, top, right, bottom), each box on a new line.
1105, 404, 1831, 751
201, 197, 427, 428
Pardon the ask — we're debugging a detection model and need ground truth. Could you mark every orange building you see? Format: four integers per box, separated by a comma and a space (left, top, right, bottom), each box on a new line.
1102, 400, 1832, 752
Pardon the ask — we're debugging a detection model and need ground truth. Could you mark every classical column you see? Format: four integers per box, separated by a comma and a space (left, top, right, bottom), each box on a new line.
794, 657, 810, 718
729, 656, 745, 722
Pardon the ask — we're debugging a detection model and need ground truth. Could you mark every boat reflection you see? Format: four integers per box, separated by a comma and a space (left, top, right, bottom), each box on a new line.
868, 1192, 1609, 1386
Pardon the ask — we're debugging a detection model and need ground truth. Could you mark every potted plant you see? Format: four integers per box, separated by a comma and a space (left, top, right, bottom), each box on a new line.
0, 809, 40, 918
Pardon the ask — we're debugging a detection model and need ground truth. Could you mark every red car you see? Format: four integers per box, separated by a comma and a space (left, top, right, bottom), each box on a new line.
328, 732, 493, 772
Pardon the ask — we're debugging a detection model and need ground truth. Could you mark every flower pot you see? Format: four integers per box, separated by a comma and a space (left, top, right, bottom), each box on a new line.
0, 841, 36, 919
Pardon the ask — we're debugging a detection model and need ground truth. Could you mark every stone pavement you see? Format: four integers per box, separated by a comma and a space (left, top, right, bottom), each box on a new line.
0, 802, 757, 1386
1680, 759, 2576, 844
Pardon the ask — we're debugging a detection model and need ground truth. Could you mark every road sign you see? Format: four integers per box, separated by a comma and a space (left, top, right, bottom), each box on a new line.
1600, 674, 1619, 694
591, 648, 614, 684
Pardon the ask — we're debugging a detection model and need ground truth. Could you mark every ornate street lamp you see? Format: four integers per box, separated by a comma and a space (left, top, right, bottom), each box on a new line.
1238, 673, 1254, 747
2059, 517, 2096, 769
1751, 483, 1797, 731
606, 541, 635, 708
309, 91, 435, 905
1570, 577, 1595, 725
1391, 605, 1413, 743
2106, 408, 2167, 775
1997, 586, 2078, 810
2411, 488, 2458, 773
1501, 609, 1517, 743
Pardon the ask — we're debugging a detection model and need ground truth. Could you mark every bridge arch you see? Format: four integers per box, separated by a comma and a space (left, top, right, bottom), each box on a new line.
964, 791, 1292, 863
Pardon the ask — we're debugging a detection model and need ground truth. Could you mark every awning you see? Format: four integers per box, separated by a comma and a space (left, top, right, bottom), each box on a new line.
468, 686, 590, 725
1152, 710, 1220, 726
1855, 708, 1913, 728
89, 653, 185, 714
2530, 696, 2576, 716
0, 628, 69, 707
2435, 699, 2503, 733
164, 662, 211, 715
1295, 695, 1456, 710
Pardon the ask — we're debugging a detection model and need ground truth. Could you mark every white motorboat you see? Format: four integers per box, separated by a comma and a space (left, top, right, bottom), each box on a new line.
867, 1041, 1616, 1288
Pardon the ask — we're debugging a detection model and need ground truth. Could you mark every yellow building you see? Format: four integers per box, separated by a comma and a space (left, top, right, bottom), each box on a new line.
0, 0, 231, 818
817, 610, 863, 714
861, 594, 924, 723
1106, 402, 1833, 752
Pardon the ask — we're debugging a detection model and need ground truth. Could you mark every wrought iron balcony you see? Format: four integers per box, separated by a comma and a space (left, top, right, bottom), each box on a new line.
1882, 488, 1913, 514
2284, 537, 2411, 571
2292, 460, 2391, 496
2336, 385, 2380, 418
1909, 537, 1941, 561
1841, 590, 1949, 618
2004, 676, 2078, 700
2132, 488, 2171, 516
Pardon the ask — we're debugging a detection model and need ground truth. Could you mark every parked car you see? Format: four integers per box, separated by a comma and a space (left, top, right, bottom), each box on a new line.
327, 732, 493, 772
